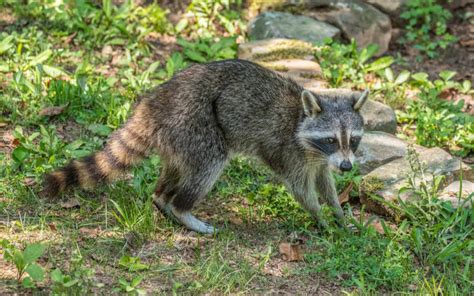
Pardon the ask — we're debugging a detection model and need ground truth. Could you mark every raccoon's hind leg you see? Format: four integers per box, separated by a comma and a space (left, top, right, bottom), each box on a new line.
153, 165, 180, 217
153, 159, 226, 234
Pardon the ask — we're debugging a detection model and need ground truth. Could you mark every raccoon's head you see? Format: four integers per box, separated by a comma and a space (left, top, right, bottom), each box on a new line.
297, 90, 369, 172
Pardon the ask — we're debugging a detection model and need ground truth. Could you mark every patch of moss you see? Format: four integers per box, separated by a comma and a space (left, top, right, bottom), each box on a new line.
360, 176, 385, 195
253, 40, 315, 62
299, 72, 321, 79
257, 62, 289, 72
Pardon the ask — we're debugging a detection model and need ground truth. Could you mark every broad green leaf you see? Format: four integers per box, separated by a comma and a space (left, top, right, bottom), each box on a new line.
183, 49, 207, 63
22, 276, 34, 288
13, 251, 25, 271
175, 19, 188, 33
395, 70, 411, 85
217, 48, 236, 59
12, 146, 29, 163
103, 0, 112, 18
384, 68, 394, 82
63, 278, 79, 287
365, 56, 394, 72
28, 50, 52, 67
359, 44, 379, 64
42, 65, 67, 78
176, 38, 195, 49
461, 80, 471, 92
439, 70, 456, 81
50, 269, 63, 282
25, 263, 44, 281
0, 35, 14, 54
145, 61, 160, 74
131, 276, 143, 287
411, 72, 429, 82
23, 243, 46, 263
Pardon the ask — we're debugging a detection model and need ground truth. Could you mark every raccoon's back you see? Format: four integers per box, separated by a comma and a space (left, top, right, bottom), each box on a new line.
142, 59, 304, 153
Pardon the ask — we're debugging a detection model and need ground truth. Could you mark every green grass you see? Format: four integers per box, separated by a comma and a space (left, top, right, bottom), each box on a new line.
1, 1, 473, 295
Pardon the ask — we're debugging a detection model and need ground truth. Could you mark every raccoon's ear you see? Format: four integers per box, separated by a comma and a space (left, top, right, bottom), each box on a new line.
353, 89, 369, 111
301, 90, 321, 117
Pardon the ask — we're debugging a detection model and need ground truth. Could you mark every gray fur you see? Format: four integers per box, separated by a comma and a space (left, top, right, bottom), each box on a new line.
106, 60, 368, 232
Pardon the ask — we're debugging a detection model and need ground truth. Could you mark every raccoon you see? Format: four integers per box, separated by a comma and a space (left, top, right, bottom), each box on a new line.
41, 59, 368, 233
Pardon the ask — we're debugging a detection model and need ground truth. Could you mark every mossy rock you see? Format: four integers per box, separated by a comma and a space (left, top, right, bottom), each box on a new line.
238, 38, 316, 62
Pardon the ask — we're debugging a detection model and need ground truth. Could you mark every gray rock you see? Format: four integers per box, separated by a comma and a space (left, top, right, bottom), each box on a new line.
238, 38, 316, 62
360, 99, 397, 134
305, 0, 392, 55
364, 0, 406, 15
360, 147, 474, 217
311, 89, 397, 134
439, 181, 473, 208
258, 59, 328, 89
356, 131, 407, 174
248, 11, 341, 44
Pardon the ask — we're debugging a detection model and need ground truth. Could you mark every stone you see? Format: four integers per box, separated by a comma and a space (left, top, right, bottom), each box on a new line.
360, 147, 474, 217
238, 38, 316, 62
364, 0, 407, 15
310, 89, 397, 134
439, 181, 473, 208
356, 131, 407, 174
258, 59, 328, 89
360, 99, 397, 134
248, 11, 341, 44
305, 0, 392, 55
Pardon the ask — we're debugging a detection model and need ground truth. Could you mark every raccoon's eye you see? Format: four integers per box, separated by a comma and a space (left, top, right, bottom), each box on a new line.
350, 136, 361, 144
322, 137, 336, 144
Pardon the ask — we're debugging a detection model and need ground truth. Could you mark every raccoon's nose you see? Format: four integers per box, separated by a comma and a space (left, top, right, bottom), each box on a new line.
340, 160, 352, 172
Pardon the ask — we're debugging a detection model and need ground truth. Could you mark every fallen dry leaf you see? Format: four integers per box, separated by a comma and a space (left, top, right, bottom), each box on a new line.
460, 39, 474, 47
279, 242, 304, 262
79, 227, 101, 237
60, 198, 81, 209
229, 216, 243, 225
48, 223, 57, 232
39, 104, 68, 116
64, 32, 77, 45
338, 182, 353, 205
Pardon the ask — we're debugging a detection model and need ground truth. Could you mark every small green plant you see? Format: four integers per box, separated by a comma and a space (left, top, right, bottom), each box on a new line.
177, 36, 237, 63
159, 52, 188, 79
176, 0, 244, 38
398, 76, 473, 156
118, 255, 149, 272
50, 250, 103, 295
114, 276, 146, 295
1, 240, 46, 288
315, 40, 394, 87
400, 0, 457, 59
372, 68, 411, 108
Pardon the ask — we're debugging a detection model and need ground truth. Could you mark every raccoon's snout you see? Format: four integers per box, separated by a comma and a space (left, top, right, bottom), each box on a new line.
339, 160, 352, 172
